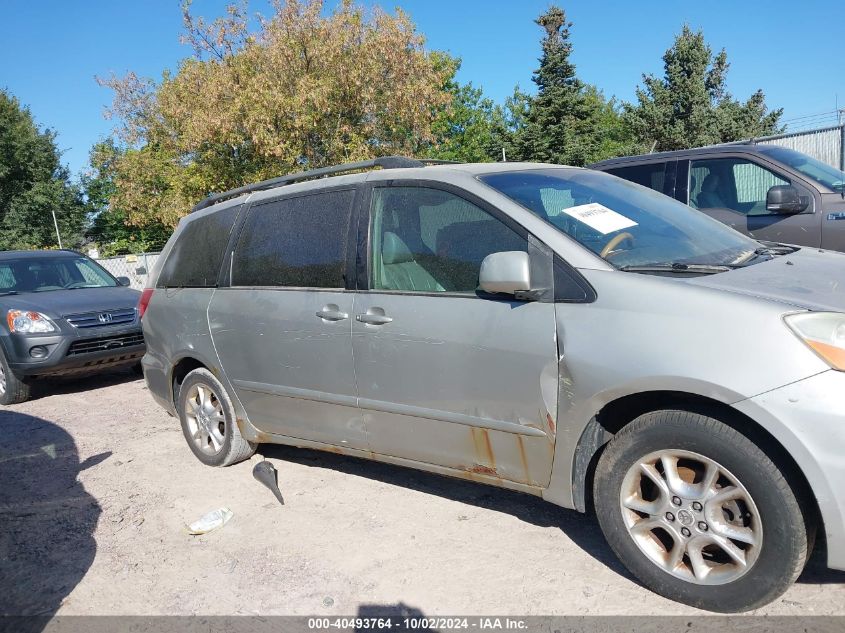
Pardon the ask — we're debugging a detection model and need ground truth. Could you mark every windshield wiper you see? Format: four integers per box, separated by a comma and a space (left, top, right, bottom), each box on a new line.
734, 241, 799, 265
619, 263, 732, 275
754, 240, 799, 254
0, 290, 18, 296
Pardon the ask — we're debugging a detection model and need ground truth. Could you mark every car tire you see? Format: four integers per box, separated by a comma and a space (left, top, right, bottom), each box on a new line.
0, 347, 32, 405
177, 368, 256, 466
593, 409, 813, 613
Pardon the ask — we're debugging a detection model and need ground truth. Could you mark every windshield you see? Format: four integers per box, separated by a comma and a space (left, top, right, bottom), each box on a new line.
0, 256, 118, 294
758, 145, 845, 191
480, 169, 760, 269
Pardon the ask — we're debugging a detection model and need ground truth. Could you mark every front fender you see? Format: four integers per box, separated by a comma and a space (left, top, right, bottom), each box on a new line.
542, 376, 751, 511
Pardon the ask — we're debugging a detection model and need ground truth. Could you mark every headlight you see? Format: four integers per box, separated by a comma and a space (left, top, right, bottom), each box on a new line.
784, 312, 845, 371
6, 310, 58, 334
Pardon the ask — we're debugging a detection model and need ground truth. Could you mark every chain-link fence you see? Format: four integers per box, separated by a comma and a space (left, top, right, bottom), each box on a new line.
92, 252, 161, 289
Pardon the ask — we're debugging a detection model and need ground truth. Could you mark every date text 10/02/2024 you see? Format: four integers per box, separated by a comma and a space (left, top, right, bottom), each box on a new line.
307, 617, 528, 630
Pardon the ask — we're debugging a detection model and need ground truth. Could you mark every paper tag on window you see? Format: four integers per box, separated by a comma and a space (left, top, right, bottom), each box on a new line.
562, 203, 637, 234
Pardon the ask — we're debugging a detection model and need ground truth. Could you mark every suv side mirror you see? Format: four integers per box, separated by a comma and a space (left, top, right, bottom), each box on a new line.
116, 276, 132, 287
766, 185, 807, 214
479, 251, 531, 296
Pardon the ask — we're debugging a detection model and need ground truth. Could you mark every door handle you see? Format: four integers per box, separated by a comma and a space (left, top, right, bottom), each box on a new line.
316, 308, 349, 321
356, 313, 393, 325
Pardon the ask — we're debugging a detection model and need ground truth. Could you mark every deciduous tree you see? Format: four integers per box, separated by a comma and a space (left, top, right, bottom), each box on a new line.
0, 90, 88, 250
426, 55, 499, 163
99, 0, 453, 227
83, 140, 171, 256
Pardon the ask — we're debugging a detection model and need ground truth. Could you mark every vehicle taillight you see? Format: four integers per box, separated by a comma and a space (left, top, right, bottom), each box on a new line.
139, 288, 154, 319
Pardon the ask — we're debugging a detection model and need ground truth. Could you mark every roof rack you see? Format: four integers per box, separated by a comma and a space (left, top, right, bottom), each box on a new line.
191, 155, 453, 213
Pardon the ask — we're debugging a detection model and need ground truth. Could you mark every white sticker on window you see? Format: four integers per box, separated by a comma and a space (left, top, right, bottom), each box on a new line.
562, 203, 637, 235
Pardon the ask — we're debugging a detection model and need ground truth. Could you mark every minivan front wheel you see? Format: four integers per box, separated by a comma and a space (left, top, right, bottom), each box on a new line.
594, 409, 812, 612
177, 368, 256, 466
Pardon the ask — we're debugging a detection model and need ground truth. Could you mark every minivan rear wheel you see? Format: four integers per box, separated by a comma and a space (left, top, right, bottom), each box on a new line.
0, 348, 31, 405
177, 368, 256, 466
593, 409, 812, 612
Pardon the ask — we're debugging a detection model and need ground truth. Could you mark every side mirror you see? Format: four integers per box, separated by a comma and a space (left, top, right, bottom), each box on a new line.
766, 185, 806, 214
116, 276, 131, 287
479, 251, 531, 296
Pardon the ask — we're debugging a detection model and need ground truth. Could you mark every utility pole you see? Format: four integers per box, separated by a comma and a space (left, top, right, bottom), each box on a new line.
838, 107, 845, 172
835, 100, 845, 171
50, 208, 63, 249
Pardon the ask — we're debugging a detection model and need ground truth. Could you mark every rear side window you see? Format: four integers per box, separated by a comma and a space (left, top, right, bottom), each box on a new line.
233, 190, 355, 288
606, 163, 666, 194
0, 264, 15, 291
157, 205, 241, 288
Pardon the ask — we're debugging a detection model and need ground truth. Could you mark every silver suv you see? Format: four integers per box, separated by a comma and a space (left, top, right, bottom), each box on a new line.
141, 157, 845, 612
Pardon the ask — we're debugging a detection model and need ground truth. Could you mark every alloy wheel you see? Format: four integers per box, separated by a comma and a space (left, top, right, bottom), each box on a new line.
183, 383, 227, 455
619, 449, 762, 585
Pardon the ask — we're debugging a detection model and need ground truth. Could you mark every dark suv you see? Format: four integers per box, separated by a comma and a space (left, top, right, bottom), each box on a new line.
591, 144, 845, 251
0, 250, 145, 404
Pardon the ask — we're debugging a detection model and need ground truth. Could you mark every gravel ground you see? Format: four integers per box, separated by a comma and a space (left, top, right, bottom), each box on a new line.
1, 371, 843, 618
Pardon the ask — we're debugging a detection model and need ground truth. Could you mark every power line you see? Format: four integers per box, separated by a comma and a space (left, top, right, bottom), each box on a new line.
781, 109, 845, 132
781, 108, 844, 133
781, 109, 840, 124
784, 115, 839, 127
787, 117, 840, 130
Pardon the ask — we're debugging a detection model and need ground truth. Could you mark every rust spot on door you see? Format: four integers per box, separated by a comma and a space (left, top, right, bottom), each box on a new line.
515, 434, 530, 483
546, 412, 556, 435
470, 427, 496, 470
466, 463, 499, 477
240, 419, 272, 444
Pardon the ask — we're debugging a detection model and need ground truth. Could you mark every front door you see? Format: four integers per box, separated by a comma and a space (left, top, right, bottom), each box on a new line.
687, 156, 821, 247
209, 188, 367, 449
351, 185, 558, 486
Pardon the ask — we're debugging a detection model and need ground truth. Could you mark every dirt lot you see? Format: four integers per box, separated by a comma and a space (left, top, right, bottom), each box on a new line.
1, 372, 844, 617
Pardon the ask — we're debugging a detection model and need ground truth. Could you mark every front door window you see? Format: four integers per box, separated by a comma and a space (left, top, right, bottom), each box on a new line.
369, 187, 527, 294
689, 158, 789, 216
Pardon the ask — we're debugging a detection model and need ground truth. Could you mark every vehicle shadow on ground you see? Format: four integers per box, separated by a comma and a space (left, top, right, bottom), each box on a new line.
799, 544, 845, 584
259, 444, 631, 579
355, 603, 430, 631
0, 410, 102, 624
261, 444, 845, 587
28, 366, 140, 401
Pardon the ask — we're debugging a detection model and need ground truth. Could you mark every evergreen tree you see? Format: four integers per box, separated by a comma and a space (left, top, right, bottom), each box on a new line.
507, 6, 634, 165
625, 26, 782, 151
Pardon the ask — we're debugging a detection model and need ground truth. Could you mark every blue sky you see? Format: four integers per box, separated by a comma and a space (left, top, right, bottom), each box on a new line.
1, 0, 843, 177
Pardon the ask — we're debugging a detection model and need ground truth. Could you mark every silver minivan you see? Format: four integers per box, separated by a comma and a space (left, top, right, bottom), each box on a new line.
141, 158, 845, 612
